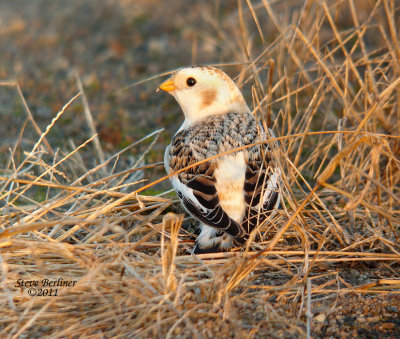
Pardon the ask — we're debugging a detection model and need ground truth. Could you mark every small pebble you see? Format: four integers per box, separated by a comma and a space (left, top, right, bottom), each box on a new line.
314, 314, 326, 323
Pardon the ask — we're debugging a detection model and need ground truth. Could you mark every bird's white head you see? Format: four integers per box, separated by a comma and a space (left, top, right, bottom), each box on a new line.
157, 66, 250, 126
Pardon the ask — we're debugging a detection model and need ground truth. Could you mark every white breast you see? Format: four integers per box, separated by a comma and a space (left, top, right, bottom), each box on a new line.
214, 152, 246, 222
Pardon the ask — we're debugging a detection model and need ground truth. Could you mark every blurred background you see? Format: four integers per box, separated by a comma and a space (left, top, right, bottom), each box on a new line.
0, 0, 253, 163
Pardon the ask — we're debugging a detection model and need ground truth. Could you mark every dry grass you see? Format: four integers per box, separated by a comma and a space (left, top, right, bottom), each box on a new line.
1, 0, 399, 337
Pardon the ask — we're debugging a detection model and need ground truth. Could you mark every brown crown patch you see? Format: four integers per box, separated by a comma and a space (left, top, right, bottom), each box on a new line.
189, 65, 233, 83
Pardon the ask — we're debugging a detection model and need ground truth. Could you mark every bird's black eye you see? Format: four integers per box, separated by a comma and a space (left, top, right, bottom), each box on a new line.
186, 77, 197, 87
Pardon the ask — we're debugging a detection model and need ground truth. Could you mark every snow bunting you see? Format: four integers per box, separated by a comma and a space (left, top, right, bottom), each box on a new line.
158, 65, 281, 253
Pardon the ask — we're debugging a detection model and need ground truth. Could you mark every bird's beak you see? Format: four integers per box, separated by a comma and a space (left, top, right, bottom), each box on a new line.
156, 78, 175, 93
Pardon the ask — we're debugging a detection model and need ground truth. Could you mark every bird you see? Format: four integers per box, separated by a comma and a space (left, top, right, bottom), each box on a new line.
157, 65, 281, 254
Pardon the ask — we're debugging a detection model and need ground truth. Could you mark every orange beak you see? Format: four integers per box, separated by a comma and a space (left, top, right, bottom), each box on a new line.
157, 78, 175, 93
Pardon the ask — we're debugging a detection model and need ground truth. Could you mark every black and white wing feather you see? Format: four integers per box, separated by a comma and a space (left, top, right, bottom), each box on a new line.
242, 144, 280, 234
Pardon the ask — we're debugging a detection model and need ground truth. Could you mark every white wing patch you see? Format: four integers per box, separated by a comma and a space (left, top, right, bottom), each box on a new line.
259, 168, 281, 209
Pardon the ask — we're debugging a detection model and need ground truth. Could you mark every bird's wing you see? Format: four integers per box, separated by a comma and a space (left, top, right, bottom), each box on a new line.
170, 160, 246, 239
242, 144, 280, 234
168, 128, 247, 239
